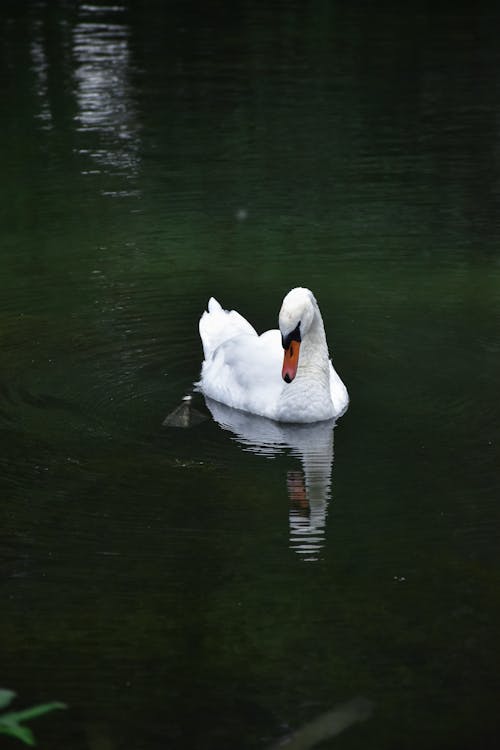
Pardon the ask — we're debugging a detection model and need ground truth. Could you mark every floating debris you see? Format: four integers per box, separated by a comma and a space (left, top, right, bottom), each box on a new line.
268, 697, 373, 750
162, 395, 207, 428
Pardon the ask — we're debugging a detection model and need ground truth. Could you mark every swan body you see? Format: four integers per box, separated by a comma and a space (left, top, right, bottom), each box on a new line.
197, 288, 349, 423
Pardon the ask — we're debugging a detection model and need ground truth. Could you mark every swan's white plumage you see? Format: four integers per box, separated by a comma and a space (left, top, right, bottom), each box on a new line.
199, 297, 257, 358
197, 288, 349, 423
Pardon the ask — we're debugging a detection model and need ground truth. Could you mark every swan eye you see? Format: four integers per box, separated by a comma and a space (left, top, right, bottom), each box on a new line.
281, 321, 302, 350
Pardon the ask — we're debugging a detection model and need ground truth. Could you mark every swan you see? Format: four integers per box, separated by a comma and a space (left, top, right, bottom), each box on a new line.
197, 287, 349, 423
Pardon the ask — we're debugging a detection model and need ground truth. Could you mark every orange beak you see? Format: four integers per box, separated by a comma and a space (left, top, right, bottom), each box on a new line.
282, 340, 301, 383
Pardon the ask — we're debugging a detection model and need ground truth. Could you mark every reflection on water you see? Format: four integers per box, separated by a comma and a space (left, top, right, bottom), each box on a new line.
30, 21, 52, 131
3, 4, 500, 748
205, 398, 336, 562
73, 3, 141, 193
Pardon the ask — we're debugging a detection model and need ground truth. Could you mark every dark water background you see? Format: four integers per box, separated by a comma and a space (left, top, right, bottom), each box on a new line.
1, 2, 499, 748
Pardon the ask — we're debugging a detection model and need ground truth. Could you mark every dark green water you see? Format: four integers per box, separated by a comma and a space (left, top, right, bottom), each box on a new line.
1, 3, 500, 748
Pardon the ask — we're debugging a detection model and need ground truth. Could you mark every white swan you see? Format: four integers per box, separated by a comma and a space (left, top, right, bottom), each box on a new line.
197, 287, 349, 423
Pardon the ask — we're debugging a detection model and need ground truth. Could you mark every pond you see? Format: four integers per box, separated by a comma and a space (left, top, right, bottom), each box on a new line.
1, 3, 500, 748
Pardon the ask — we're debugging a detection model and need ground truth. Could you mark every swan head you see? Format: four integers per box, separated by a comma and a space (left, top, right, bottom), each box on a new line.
279, 288, 317, 383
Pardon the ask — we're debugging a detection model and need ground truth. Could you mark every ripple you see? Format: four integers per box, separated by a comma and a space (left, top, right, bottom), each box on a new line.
0, 381, 81, 424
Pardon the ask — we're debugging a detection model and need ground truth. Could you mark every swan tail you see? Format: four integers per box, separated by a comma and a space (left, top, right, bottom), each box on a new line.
199, 297, 257, 360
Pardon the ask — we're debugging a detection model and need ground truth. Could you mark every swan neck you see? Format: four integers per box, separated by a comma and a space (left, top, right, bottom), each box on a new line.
300, 306, 329, 370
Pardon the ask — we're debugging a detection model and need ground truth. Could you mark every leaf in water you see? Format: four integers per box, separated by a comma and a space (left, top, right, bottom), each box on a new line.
269, 697, 374, 750
3, 701, 67, 723
0, 689, 16, 709
0, 700, 66, 746
0, 720, 35, 745
163, 396, 208, 428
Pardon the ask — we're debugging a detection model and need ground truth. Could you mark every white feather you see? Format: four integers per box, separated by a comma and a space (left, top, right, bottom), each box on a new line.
197, 288, 348, 423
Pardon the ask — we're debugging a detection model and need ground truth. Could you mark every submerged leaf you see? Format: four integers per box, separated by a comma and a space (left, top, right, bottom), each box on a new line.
0, 689, 16, 710
0, 699, 66, 746
3, 701, 67, 723
163, 396, 207, 428
0, 720, 35, 746
269, 697, 373, 750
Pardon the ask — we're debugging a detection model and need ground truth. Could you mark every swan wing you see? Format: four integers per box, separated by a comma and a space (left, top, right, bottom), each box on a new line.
199, 297, 258, 359
329, 361, 349, 416
200, 328, 284, 419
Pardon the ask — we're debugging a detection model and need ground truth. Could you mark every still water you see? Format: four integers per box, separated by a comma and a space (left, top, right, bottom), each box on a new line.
1, 2, 500, 748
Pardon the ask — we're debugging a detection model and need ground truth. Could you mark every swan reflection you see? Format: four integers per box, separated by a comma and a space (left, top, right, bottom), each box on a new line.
205, 398, 336, 562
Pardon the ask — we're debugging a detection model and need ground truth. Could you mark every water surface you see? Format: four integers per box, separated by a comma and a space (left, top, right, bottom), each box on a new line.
1, 3, 500, 748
